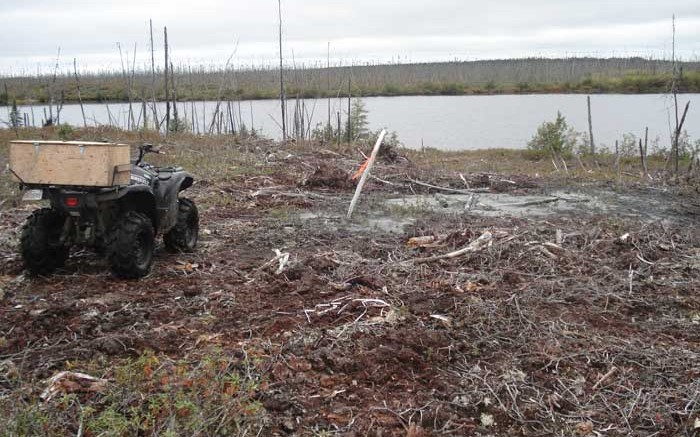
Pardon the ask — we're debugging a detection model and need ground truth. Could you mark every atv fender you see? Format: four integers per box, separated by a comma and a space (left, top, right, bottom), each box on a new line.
156, 172, 194, 234
98, 185, 158, 232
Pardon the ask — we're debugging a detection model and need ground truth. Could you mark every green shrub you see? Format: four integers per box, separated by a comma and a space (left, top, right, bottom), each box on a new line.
311, 98, 402, 149
440, 83, 463, 95
527, 112, 578, 156
8, 99, 22, 129
516, 82, 530, 92
168, 116, 189, 134
57, 124, 74, 140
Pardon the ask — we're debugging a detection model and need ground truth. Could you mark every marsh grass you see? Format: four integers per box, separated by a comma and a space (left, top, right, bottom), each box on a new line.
1, 350, 268, 437
0, 126, 695, 209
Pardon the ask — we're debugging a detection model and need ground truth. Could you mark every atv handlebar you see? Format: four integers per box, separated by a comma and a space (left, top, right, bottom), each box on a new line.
135, 143, 165, 165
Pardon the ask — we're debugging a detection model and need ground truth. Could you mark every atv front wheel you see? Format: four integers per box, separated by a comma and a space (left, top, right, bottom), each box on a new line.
164, 198, 199, 253
108, 211, 155, 279
20, 208, 69, 276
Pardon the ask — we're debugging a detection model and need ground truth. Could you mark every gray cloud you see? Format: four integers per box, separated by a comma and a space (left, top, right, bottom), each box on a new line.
1, 0, 699, 73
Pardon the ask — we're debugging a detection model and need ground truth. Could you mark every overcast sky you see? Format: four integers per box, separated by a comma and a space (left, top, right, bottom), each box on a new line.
1, 0, 699, 74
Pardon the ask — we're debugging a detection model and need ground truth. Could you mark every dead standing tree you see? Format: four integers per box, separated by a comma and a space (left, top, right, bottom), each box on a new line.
587, 95, 595, 154
164, 26, 171, 135
117, 42, 136, 130
149, 19, 159, 130
277, 0, 287, 141
208, 46, 239, 134
46, 47, 62, 126
72, 58, 87, 128
669, 15, 691, 180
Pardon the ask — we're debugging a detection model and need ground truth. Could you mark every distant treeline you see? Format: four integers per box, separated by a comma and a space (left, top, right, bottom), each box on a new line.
1, 57, 700, 105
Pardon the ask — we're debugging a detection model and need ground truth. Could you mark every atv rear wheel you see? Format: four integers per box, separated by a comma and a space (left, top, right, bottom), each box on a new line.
164, 198, 199, 253
20, 208, 69, 276
108, 211, 155, 279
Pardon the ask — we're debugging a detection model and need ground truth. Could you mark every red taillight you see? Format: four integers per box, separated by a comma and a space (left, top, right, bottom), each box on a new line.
64, 197, 79, 208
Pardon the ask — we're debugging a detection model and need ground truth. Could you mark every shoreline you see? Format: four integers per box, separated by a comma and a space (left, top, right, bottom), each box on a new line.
6, 87, 700, 106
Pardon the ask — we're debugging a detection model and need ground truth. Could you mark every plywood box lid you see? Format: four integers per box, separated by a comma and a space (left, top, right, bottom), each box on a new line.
11, 140, 128, 147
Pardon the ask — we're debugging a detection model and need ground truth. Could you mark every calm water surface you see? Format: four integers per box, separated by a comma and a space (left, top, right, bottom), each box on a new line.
8, 94, 699, 150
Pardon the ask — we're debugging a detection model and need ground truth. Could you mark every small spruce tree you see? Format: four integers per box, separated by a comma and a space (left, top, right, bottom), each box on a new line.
9, 99, 22, 129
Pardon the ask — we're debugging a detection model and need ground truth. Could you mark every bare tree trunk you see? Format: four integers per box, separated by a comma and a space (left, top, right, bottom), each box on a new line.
164, 26, 170, 135
643, 127, 649, 177
73, 58, 87, 128
327, 42, 331, 141
48, 47, 61, 125
130, 43, 138, 129
346, 73, 351, 143
615, 140, 622, 185
209, 49, 238, 134
673, 100, 691, 166
227, 100, 235, 135
671, 15, 680, 179
170, 61, 178, 131
142, 100, 148, 131
149, 19, 159, 130
117, 42, 135, 130
187, 65, 197, 134
249, 101, 254, 133
277, 0, 287, 141
639, 138, 648, 178
587, 95, 595, 154
337, 111, 341, 144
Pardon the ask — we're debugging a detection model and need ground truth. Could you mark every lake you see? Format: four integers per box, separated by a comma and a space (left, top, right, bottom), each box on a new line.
7, 94, 699, 151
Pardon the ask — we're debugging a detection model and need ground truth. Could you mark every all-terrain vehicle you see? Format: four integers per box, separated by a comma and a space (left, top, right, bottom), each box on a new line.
15, 143, 198, 278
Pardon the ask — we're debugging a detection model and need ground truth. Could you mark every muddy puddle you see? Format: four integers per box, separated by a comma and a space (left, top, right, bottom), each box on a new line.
297, 210, 414, 234
298, 187, 689, 234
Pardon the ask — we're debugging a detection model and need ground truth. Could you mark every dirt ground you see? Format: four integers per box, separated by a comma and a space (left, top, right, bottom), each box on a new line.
1, 134, 700, 436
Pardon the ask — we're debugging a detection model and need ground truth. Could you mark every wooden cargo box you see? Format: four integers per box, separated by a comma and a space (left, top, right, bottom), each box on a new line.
9, 141, 131, 187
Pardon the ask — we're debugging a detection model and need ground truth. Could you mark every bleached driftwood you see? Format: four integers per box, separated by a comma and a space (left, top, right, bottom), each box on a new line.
41, 371, 109, 401
497, 197, 560, 208
347, 130, 386, 219
413, 231, 493, 264
407, 177, 489, 194
258, 249, 290, 275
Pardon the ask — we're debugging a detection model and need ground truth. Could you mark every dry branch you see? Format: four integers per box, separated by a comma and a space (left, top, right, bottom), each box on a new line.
413, 231, 493, 264
592, 366, 618, 390
407, 178, 490, 194
258, 249, 290, 275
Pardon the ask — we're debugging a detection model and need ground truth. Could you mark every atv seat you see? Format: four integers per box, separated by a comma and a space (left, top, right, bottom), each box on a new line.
156, 166, 182, 181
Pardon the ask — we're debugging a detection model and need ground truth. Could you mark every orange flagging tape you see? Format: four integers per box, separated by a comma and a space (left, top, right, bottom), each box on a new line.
352, 158, 371, 181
